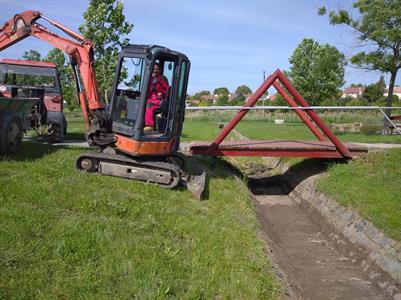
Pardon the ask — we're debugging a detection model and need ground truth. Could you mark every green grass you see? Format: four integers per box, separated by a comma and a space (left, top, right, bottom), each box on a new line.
64, 111, 86, 140
64, 111, 222, 142
318, 149, 401, 241
181, 120, 221, 141
0, 143, 280, 299
235, 120, 401, 144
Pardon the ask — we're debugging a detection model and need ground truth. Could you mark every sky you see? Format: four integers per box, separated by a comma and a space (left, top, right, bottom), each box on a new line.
1, 0, 399, 95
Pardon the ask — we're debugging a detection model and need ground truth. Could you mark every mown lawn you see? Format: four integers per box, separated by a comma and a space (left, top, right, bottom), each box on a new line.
235, 120, 401, 144
63, 111, 221, 142
0, 126, 280, 298
318, 149, 401, 242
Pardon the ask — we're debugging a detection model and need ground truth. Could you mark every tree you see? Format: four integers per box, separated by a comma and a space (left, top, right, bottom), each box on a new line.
43, 48, 76, 109
79, 0, 133, 103
191, 90, 211, 100
362, 76, 386, 103
235, 85, 252, 95
286, 38, 346, 105
213, 87, 229, 95
232, 94, 246, 105
22, 50, 41, 61
216, 94, 229, 106
18, 50, 43, 86
319, 0, 401, 132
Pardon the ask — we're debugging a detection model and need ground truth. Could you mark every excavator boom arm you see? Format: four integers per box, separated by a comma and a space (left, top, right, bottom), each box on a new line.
0, 10, 106, 130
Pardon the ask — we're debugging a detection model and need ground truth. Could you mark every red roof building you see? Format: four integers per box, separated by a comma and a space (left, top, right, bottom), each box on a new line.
342, 86, 365, 99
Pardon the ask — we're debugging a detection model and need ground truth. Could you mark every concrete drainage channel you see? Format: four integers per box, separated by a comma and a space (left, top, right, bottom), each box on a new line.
246, 160, 401, 299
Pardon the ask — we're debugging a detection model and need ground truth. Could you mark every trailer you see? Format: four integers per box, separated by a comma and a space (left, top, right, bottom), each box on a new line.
0, 96, 39, 154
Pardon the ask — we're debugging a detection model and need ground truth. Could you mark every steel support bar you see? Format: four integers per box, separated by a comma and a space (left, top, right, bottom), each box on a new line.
379, 108, 401, 135
212, 70, 280, 146
191, 148, 348, 158
276, 71, 352, 158
273, 82, 325, 141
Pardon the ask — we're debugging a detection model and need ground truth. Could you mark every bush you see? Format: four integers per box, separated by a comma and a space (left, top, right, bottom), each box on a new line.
346, 98, 368, 106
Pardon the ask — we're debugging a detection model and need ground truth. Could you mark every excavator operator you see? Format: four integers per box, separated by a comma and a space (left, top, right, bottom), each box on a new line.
144, 63, 169, 131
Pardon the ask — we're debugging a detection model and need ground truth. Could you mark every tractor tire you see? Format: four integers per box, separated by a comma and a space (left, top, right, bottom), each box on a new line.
48, 123, 64, 143
0, 115, 23, 154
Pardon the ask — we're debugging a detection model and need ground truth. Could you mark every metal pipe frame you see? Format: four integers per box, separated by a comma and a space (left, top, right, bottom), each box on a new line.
207, 69, 353, 158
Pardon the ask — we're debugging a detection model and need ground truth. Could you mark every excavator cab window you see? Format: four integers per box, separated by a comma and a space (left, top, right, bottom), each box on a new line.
111, 57, 145, 128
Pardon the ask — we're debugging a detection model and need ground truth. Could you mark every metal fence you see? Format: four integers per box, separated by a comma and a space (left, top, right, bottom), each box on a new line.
185, 106, 401, 135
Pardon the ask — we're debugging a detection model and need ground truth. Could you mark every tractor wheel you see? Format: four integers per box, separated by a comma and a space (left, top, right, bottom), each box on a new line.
0, 115, 23, 154
48, 123, 64, 143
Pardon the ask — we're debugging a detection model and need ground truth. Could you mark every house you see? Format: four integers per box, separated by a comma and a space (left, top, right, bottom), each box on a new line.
268, 93, 278, 101
342, 86, 365, 99
384, 86, 401, 99
200, 94, 217, 104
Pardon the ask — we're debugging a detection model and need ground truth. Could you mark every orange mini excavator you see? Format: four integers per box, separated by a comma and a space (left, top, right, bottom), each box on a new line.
0, 11, 204, 194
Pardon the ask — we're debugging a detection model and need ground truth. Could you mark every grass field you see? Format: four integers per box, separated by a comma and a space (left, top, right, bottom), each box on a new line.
3, 109, 400, 297
235, 120, 401, 144
318, 149, 401, 242
0, 143, 280, 298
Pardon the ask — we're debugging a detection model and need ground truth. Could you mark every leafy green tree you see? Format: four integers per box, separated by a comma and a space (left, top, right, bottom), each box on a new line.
232, 94, 246, 105
235, 85, 252, 95
319, 0, 401, 132
199, 98, 212, 106
213, 87, 229, 95
19, 50, 43, 86
362, 76, 386, 103
269, 94, 287, 107
346, 98, 368, 106
191, 90, 211, 100
22, 50, 41, 61
287, 38, 346, 105
216, 94, 229, 106
43, 48, 76, 109
79, 0, 133, 103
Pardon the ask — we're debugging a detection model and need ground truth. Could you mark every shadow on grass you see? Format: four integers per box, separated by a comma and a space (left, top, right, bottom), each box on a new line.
182, 155, 241, 200
1, 141, 75, 162
247, 158, 348, 196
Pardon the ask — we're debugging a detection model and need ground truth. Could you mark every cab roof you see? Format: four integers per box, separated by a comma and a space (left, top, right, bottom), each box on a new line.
0, 59, 56, 68
122, 44, 189, 60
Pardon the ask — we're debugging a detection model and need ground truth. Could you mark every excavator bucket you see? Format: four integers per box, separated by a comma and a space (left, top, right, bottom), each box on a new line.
185, 170, 207, 200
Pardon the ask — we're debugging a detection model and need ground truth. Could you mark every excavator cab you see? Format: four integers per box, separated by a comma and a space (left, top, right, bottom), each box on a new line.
110, 45, 190, 155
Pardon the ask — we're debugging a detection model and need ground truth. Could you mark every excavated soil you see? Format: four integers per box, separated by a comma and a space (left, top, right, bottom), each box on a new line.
247, 161, 400, 300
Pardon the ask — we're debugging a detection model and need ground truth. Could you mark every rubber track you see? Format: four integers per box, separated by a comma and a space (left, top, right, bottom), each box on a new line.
76, 152, 182, 189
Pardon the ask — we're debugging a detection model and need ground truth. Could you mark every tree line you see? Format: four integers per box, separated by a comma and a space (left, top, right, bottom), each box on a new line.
188, 85, 254, 106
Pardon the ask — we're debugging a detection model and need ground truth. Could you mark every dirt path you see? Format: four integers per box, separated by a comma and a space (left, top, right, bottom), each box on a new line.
252, 184, 395, 300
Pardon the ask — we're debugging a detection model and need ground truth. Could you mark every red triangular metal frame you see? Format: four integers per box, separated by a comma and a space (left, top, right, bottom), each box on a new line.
209, 69, 352, 158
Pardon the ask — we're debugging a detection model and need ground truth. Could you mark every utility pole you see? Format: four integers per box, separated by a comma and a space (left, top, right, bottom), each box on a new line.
262, 70, 266, 116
